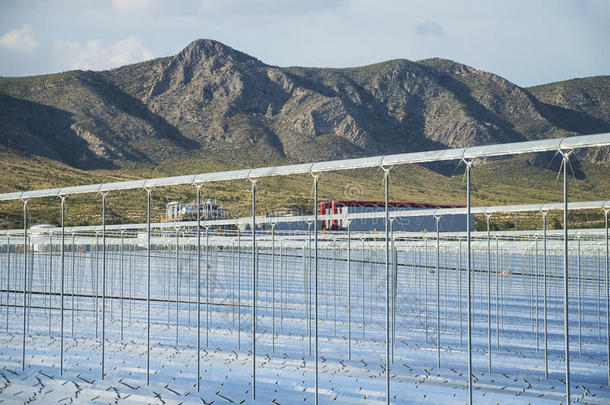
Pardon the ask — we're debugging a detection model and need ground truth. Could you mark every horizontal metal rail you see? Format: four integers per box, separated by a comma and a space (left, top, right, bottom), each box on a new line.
1, 199, 607, 235
0, 132, 609, 201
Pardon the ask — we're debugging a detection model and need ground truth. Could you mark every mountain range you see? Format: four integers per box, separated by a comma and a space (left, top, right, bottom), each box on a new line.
1, 38, 609, 172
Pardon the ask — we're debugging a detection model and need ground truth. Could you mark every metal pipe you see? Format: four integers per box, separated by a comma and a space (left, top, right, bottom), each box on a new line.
347, 221, 351, 360
534, 235, 540, 353
60, 196, 66, 375
577, 236, 581, 355
435, 215, 441, 369
250, 178, 257, 400
495, 235, 500, 350
71, 232, 75, 338
21, 199, 28, 371
120, 230, 124, 341
384, 168, 391, 404
196, 185, 202, 391
313, 174, 319, 405
206, 226, 210, 347
175, 230, 179, 345
459, 237, 462, 346
486, 213, 491, 373
146, 188, 151, 386
542, 211, 548, 378
561, 151, 571, 404
604, 209, 610, 383
465, 160, 473, 405
101, 193, 106, 380
238, 228, 241, 350
6, 234, 10, 333
272, 224, 276, 353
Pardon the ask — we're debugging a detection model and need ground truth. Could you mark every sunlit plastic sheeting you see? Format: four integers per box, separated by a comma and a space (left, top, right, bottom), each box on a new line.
381, 148, 467, 166
193, 168, 252, 183
312, 156, 384, 173
57, 183, 103, 197
463, 139, 561, 159
249, 163, 313, 178
560, 132, 610, 150
143, 175, 197, 189
1, 132, 610, 201
99, 180, 146, 193
24, 188, 63, 199
0, 191, 24, 201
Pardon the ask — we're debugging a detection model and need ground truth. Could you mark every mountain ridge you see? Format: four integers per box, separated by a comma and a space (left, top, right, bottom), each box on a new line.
1, 38, 609, 171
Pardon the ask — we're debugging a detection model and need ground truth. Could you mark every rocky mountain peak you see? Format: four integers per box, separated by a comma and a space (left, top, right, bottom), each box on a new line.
147, 39, 262, 99
181, 39, 262, 66
1, 39, 608, 170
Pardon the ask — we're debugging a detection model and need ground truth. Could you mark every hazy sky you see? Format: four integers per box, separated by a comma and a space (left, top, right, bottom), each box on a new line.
0, 0, 608, 87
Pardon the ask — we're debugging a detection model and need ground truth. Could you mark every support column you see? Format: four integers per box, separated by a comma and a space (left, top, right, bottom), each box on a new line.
312, 172, 319, 405
145, 188, 151, 386
195, 183, 202, 392
600, 208, 610, 383
485, 213, 492, 373
21, 199, 28, 371
560, 150, 572, 405
463, 158, 473, 405
347, 220, 352, 360
541, 210, 549, 378
435, 214, 441, 369
249, 178, 257, 400
60, 195, 67, 376
205, 225, 210, 347
101, 192, 107, 380
237, 228, 241, 350
120, 230, 124, 341
271, 223, 276, 353
383, 166, 391, 405
175, 229, 179, 345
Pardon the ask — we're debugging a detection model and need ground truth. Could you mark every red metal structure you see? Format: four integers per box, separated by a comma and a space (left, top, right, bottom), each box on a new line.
319, 200, 464, 230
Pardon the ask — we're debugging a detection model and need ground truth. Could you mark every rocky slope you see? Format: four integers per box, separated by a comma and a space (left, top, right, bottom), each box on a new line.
1, 39, 608, 170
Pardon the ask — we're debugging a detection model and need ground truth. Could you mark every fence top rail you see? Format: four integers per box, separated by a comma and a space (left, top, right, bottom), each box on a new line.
0, 200, 607, 235
0, 132, 609, 202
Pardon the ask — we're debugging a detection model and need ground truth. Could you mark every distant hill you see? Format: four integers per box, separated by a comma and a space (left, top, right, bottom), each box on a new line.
1, 39, 609, 170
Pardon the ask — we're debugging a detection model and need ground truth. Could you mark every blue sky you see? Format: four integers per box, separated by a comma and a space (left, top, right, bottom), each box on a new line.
0, 0, 608, 87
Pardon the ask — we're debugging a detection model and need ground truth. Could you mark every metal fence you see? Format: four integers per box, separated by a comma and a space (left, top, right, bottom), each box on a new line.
1, 132, 609, 404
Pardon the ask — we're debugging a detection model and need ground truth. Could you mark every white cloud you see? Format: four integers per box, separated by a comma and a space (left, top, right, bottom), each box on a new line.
110, 0, 159, 12
415, 21, 445, 36
0, 23, 39, 53
61, 37, 154, 71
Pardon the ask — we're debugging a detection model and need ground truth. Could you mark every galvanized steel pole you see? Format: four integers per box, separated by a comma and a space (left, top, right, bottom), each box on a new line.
464, 159, 473, 405
101, 193, 107, 380
347, 221, 352, 360
196, 184, 202, 392
561, 151, 571, 404
146, 188, 151, 386
60, 196, 67, 375
486, 213, 492, 373
435, 214, 441, 369
21, 199, 28, 371
313, 173, 319, 405
384, 167, 391, 404
175, 229, 179, 345
250, 178, 257, 400
120, 230, 124, 341
542, 211, 549, 378
604, 208, 610, 382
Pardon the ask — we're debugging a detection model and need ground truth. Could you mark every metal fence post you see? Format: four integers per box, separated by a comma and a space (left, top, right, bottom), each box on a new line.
560, 150, 572, 405
21, 199, 28, 371
463, 158, 473, 405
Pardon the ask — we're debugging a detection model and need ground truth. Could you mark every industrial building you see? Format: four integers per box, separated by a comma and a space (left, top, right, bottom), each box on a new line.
319, 200, 472, 232
165, 199, 228, 222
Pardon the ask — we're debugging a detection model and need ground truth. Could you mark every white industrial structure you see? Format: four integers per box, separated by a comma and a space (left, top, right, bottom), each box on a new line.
165, 199, 228, 221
